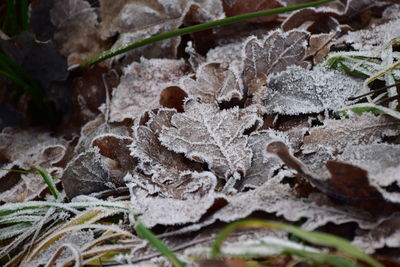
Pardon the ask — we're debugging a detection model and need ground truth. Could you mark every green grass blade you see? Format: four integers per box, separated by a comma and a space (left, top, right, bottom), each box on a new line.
282, 247, 363, 267
34, 166, 60, 200
77, 0, 333, 69
211, 219, 383, 267
0, 222, 32, 241
3, 0, 18, 36
135, 219, 186, 267
20, 0, 29, 31
0, 69, 34, 90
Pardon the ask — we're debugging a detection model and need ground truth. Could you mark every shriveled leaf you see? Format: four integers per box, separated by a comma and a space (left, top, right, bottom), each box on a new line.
92, 134, 136, 184
109, 58, 186, 122
264, 65, 365, 115
282, 0, 378, 33
241, 30, 309, 102
159, 101, 260, 178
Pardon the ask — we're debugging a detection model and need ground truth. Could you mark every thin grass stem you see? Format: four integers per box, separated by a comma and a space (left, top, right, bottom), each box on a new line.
34, 166, 60, 200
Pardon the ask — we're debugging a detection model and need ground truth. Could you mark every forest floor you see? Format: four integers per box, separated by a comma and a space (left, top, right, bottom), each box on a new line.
1, 0, 400, 266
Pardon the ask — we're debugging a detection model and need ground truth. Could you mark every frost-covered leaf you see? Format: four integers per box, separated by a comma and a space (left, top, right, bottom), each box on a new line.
306, 33, 336, 64
109, 58, 186, 122
302, 113, 400, 154
0, 129, 67, 202
130, 109, 210, 198
92, 134, 136, 184
99, 0, 224, 62
62, 147, 121, 199
353, 214, 400, 254
240, 130, 288, 189
206, 42, 243, 68
50, 0, 102, 65
179, 62, 243, 104
339, 144, 400, 204
130, 182, 220, 228
281, 7, 340, 33
165, 178, 383, 236
267, 141, 397, 213
241, 30, 309, 102
282, 0, 378, 33
159, 101, 260, 178
264, 65, 365, 115
74, 115, 132, 156
339, 19, 400, 51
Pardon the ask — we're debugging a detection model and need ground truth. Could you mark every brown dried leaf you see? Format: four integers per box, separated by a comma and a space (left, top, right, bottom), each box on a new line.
282, 0, 377, 33
92, 134, 136, 183
131, 109, 204, 186
180, 63, 243, 104
159, 101, 260, 178
50, 0, 103, 65
223, 0, 283, 23
61, 147, 116, 199
75, 114, 132, 155
109, 58, 187, 122
281, 8, 340, 33
302, 114, 400, 155
339, 144, 400, 204
241, 30, 309, 102
353, 214, 400, 253
306, 33, 336, 64
267, 141, 397, 214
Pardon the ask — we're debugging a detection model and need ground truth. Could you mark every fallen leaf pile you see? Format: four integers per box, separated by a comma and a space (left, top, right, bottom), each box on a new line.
1, 0, 400, 266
